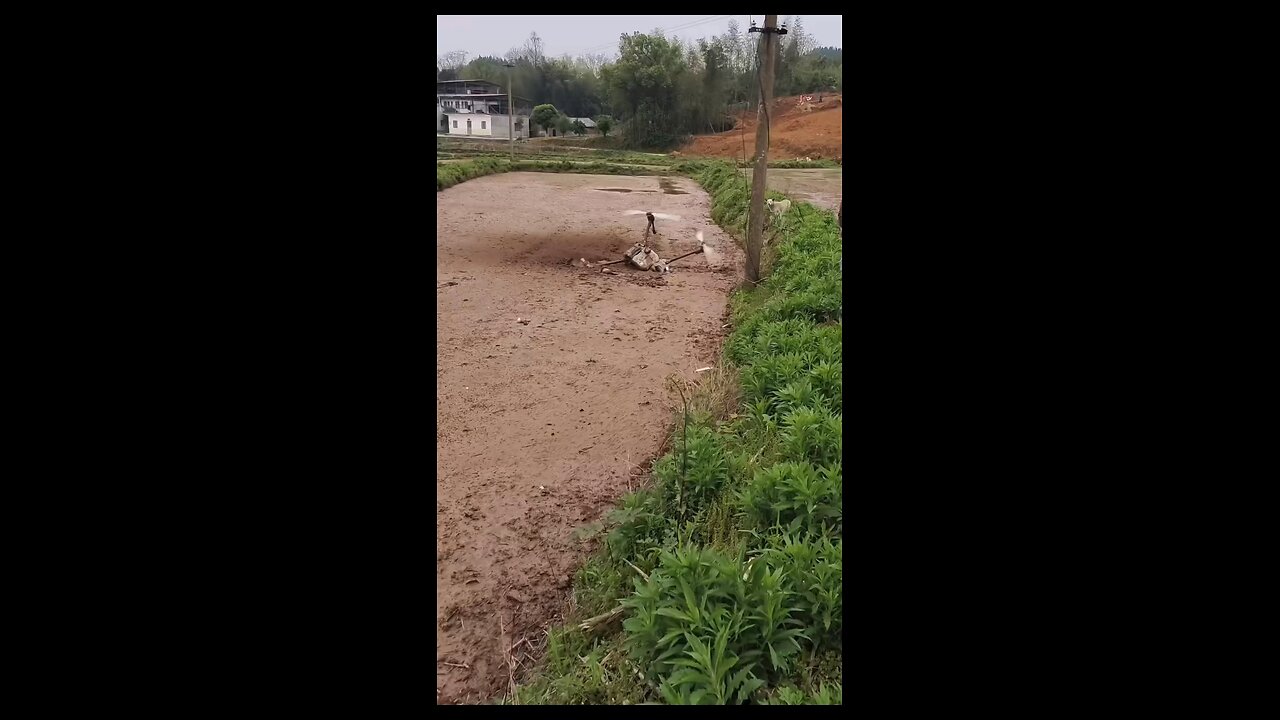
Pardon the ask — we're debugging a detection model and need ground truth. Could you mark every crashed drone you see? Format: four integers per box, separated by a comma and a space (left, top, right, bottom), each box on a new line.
570, 210, 708, 274
580, 230, 706, 274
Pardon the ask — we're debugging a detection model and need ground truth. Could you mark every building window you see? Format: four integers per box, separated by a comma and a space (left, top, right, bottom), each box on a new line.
481, 121, 486, 129
452, 120, 458, 128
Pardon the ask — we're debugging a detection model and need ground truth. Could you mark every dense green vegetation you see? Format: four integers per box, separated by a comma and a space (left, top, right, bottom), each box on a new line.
437, 138, 675, 165
436, 157, 685, 191
495, 161, 843, 705
435, 140, 838, 171
737, 158, 841, 169
438, 16, 841, 150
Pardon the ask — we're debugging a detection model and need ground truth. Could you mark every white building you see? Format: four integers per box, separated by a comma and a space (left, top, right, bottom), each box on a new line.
443, 112, 498, 136
437, 79, 533, 138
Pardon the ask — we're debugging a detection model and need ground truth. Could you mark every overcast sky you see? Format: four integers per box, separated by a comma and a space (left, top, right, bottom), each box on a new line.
437, 15, 842, 62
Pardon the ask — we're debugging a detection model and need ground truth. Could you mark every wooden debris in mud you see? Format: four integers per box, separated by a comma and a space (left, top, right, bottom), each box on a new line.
623, 559, 650, 582
499, 614, 515, 696
577, 605, 624, 638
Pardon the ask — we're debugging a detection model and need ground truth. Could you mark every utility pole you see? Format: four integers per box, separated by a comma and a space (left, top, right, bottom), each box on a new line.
745, 15, 784, 285
504, 62, 516, 162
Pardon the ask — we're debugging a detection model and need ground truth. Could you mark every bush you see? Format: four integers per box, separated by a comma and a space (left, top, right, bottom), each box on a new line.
532, 103, 560, 136
436, 157, 674, 192
436, 157, 509, 191
738, 462, 841, 537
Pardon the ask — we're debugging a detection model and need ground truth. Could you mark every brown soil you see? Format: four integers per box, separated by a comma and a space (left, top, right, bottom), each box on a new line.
436, 172, 743, 704
681, 93, 843, 162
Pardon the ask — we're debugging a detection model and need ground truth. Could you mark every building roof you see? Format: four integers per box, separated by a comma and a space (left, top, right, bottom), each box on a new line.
437, 94, 536, 110
438, 92, 533, 100
440, 106, 532, 115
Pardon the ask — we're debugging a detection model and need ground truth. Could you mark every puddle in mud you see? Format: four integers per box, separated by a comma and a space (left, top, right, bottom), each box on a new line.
657, 177, 688, 195
595, 188, 656, 193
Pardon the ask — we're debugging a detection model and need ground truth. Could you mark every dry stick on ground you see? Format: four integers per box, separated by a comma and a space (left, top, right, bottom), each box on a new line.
665, 236, 707, 266
666, 248, 704, 265
499, 614, 518, 697
578, 605, 625, 637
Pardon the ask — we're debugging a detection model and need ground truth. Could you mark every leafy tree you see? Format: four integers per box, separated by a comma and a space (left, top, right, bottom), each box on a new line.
531, 103, 560, 136
554, 114, 573, 136
595, 115, 614, 137
604, 32, 686, 148
572, 119, 587, 135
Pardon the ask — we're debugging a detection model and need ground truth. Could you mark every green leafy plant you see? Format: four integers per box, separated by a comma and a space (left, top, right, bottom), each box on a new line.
762, 682, 842, 704
607, 489, 674, 572
746, 562, 807, 675
660, 620, 765, 705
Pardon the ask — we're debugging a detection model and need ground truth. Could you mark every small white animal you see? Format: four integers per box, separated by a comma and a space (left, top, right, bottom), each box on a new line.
765, 198, 792, 216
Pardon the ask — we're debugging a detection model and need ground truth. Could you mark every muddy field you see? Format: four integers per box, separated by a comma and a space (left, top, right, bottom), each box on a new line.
737, 167, 843, 212
436, 172, 743, 704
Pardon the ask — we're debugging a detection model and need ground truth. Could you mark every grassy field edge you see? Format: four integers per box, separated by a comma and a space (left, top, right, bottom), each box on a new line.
492, 160, 842, 706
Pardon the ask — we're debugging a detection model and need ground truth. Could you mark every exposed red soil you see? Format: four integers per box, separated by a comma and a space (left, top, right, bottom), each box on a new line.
681, 93, 843, 161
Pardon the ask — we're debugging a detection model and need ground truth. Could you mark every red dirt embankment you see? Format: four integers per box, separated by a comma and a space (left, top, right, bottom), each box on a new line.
681, 93, 843, 162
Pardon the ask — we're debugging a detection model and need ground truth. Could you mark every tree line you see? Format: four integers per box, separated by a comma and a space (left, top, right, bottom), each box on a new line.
437, 17, 842, 149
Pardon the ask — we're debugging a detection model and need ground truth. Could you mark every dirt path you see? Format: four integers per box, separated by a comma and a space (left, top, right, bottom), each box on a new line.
736, 167, 843, 212
436, 172, 743, 704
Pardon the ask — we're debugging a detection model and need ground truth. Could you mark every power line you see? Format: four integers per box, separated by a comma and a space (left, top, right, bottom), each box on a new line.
657, 13, 736, 35
562, 15, 735, 58
567, 16, 729, 57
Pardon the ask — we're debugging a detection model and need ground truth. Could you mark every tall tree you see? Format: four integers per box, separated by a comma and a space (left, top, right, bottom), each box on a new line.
604, 32, 687, 148
437, 50, 467, 81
